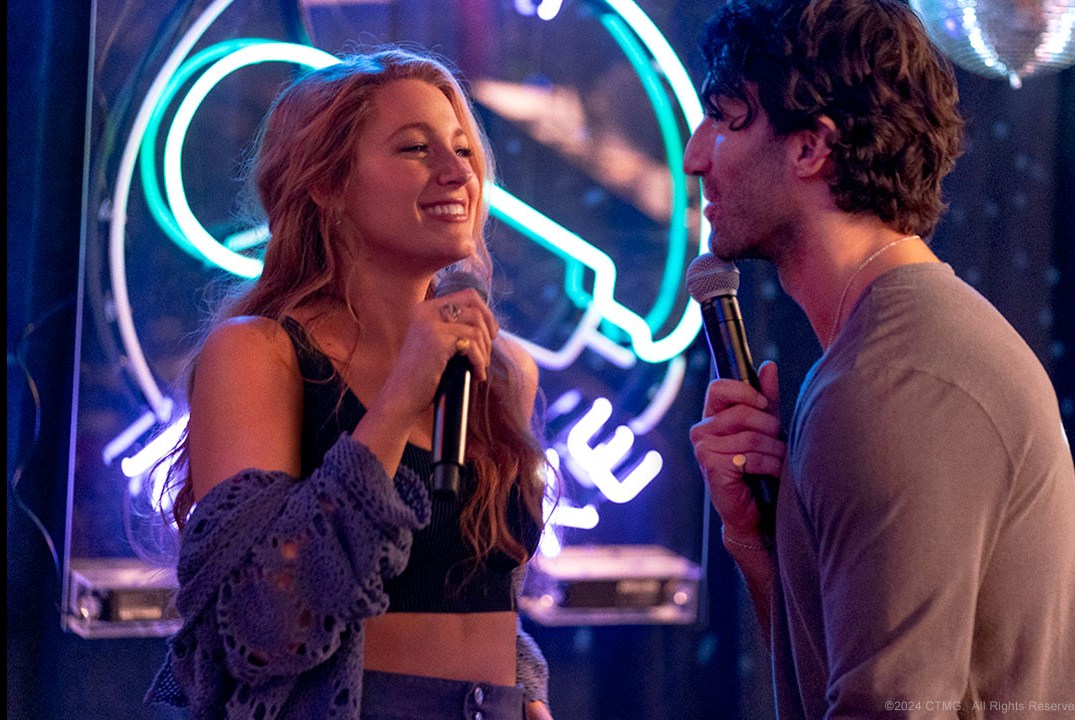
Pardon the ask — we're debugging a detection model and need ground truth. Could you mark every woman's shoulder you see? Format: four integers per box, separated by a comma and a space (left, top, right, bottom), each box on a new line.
497, 333, 537, 372
497, 334, 538, 384
199, 315, 299, 376
496, 334, 540, 416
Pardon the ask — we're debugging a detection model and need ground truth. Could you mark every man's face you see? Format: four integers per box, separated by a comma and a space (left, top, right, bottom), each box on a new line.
683, 94, 795, 263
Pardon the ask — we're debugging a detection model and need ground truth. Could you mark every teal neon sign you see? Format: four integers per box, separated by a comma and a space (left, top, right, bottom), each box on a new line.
108, 0, 706, 529
138, 4, 707, 366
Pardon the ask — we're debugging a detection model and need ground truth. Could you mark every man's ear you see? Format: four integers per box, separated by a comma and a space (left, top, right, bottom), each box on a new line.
790, 115, 836, 179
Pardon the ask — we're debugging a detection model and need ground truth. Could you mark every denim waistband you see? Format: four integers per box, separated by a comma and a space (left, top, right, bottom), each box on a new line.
360, 669, 524, 720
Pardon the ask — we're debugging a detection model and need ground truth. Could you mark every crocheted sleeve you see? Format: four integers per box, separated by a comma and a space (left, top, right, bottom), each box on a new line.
512, 564, 550, 707
173, 433, 430, 687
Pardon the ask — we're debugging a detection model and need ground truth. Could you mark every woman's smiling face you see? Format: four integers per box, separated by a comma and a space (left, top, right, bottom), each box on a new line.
341, 78, 482, 271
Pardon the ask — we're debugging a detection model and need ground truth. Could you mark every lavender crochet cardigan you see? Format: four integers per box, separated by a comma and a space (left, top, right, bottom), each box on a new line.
145, 433, 549, 719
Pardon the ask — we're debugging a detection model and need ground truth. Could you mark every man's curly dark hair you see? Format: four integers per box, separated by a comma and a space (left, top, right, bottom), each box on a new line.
699, 0, 964, 238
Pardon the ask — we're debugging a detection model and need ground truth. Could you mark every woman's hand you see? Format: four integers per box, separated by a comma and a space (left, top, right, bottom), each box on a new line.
380, 286, 499, 420
689, 360, 785, 544
354, 286, 499, 477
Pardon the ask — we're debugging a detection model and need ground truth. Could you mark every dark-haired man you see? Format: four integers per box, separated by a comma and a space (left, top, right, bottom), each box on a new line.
687, 0, 1075, 717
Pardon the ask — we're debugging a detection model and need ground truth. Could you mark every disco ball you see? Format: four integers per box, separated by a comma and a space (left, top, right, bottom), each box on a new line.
909, 0, 1075, 88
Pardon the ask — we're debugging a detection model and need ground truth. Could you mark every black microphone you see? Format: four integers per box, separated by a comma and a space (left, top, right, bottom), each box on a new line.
430, 270, 488, 500
686, 253, 778, 543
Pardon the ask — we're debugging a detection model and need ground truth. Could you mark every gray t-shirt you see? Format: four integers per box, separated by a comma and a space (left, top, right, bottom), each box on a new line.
773, 263, 1075, 719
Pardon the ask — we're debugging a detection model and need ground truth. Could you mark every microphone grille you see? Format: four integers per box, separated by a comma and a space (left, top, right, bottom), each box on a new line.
434, 270, 489, 303
686, 253, 740, 302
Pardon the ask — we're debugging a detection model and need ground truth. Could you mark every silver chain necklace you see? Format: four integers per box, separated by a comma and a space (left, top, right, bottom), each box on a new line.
826, 234, 920, 349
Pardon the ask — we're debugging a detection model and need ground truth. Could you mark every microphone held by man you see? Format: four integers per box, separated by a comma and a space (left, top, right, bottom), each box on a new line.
686, 253, 778, 544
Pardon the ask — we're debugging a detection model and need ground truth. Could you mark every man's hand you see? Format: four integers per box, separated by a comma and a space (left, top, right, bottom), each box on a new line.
526, 700, 554, 720
690, 360, 784, 543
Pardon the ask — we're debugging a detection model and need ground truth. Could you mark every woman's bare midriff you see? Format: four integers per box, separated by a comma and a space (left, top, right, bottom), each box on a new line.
363, 611, 518, 686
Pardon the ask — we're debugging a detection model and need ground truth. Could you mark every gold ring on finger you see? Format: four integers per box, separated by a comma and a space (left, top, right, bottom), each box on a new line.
455, 336, 470, 353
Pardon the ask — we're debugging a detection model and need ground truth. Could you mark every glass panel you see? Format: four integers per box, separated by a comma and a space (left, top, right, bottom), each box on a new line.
65, 0, 709, 638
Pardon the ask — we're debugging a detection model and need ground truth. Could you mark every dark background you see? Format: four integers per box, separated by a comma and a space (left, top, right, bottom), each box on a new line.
8, 1, 1073, 718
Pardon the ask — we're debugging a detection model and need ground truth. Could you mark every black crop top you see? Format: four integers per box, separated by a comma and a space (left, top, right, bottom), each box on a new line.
280, 317, 541, 613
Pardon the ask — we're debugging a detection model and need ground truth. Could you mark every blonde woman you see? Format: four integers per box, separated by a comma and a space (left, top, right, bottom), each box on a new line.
147, 48, 553, 720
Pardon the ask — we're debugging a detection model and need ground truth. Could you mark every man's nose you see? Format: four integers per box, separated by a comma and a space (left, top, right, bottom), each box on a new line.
683, 120, 714, 176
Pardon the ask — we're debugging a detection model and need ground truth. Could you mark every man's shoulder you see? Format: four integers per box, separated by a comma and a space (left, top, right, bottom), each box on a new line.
850, 264, 1050, 407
